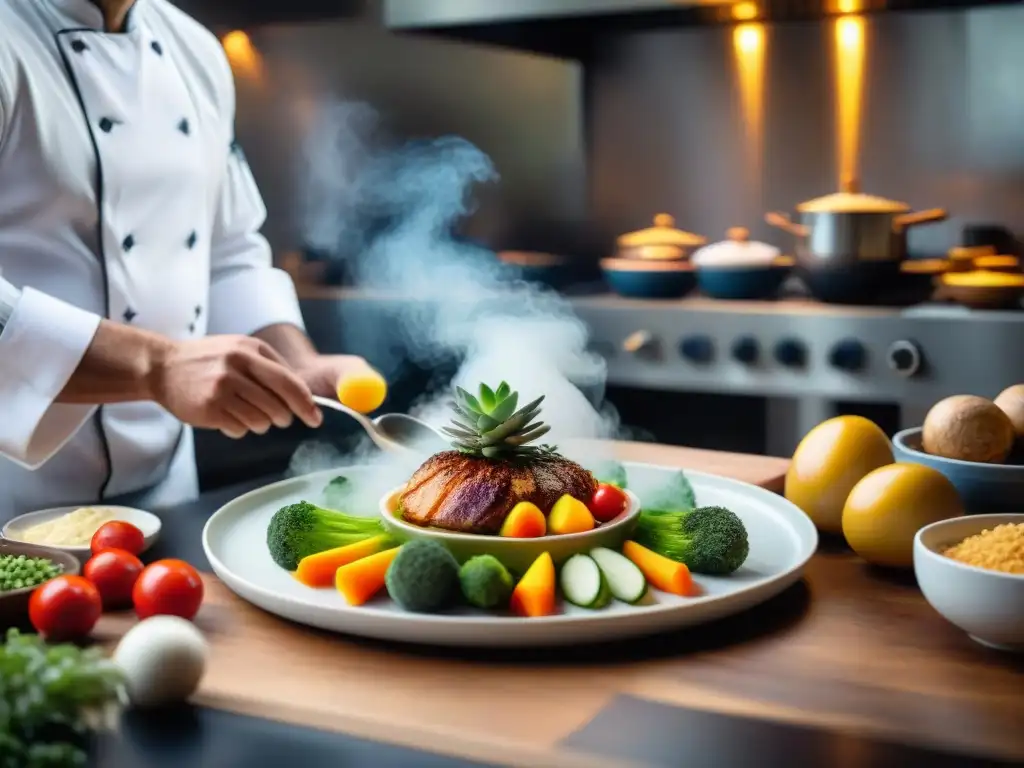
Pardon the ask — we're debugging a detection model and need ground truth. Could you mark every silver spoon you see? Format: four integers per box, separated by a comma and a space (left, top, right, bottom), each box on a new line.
312, 395, 448, 454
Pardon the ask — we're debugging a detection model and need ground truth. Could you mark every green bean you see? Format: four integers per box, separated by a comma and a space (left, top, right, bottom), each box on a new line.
0, 554, 64, 592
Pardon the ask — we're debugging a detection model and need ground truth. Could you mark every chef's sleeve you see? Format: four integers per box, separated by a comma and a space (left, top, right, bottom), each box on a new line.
206, 139, 306, 337
0, 279, 100, 468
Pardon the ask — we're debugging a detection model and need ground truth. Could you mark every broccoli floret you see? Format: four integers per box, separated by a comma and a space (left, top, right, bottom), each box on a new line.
266, 500, 384, 571
385, 540, 459, 612
641, 471, 696, 512
459, 555, 514, 609
634, 505, 749, 575
323, 476, 354, 511
593, 460, 628, 489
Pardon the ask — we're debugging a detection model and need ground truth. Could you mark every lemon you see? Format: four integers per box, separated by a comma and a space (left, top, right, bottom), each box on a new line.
785, 416, 894, 534
842, 463, 964, 568
336, 367, 388, 414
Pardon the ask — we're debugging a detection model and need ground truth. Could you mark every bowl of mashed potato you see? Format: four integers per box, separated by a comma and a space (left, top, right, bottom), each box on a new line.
2, 505, 161, 560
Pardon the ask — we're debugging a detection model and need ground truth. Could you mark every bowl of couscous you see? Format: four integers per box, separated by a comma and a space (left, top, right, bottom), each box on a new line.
914, 513, 1024, 652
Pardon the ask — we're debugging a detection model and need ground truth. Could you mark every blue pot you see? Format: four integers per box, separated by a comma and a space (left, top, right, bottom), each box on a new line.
496, 251, 574, 290
697, 264, 791, 300
600, 258, 696, 299
892, 427, 1024, 515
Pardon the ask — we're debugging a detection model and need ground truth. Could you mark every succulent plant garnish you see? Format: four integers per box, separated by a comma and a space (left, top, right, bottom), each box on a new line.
441, 382, 559, 460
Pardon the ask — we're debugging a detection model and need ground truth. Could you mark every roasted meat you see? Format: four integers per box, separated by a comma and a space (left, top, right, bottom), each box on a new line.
399, 451, 598, 535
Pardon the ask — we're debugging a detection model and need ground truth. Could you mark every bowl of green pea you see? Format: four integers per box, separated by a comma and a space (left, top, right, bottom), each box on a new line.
0, 541, 80, 629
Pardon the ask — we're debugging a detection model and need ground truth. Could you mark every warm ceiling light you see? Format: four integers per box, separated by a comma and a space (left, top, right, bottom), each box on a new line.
221, 30, 263, 81
735, 23, 763, 54
732, 2, 759, 21
731, 21, 767, 206
837, 0, 863, 14
222, 30, 252, 57
834, 15, 866, 196
837, 16, 863, 48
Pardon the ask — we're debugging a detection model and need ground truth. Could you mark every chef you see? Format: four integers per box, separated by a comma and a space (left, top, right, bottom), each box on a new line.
0, 0, 368, 516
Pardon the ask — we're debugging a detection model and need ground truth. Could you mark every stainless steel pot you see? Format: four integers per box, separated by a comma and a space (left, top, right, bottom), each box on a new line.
765, 179, 947, 269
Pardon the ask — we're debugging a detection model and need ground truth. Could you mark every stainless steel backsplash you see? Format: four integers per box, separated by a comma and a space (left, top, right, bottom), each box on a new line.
216, 6, 1023, 258
587, 6, 1024, 254
222, 17, 585, 254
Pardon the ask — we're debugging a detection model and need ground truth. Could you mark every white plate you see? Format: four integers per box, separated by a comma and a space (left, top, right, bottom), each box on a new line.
2, 505, 162, 559
202, 463, 818, 647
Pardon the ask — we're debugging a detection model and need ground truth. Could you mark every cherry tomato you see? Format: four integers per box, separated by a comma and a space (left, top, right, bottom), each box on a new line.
83, 548, 144, 609
28, 575, 102, 641
91, 521, 145, 557
589, 482, 629, 523
133, 559, 204, 620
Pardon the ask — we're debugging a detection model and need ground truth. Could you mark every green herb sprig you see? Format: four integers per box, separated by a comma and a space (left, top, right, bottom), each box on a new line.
0, 629, 126, 768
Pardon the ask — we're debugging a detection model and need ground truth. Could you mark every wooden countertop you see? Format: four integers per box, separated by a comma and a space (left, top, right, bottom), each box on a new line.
96, 444, 1023, 767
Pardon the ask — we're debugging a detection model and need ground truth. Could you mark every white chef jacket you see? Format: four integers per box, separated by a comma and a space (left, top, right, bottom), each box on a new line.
0, 0, 306, 517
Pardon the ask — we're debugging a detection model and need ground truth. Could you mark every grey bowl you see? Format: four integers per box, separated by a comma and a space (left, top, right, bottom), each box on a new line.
0, 540, 81, 629
893, 427, 1024, 515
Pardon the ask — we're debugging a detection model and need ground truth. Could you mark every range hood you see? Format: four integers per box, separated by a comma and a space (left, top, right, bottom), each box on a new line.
174, 0, 371, 30
385, 0, 1022, 58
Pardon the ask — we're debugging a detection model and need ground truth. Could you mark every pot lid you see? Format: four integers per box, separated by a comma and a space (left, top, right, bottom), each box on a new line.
692, 227, 781, 267
617, 213, 706, 247
796, 177, 911, 214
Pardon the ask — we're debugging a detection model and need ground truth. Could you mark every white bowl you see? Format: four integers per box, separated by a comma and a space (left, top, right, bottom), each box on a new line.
2, 505, 162, 561
914, 513, 1024, 652
380, 486, 641, 574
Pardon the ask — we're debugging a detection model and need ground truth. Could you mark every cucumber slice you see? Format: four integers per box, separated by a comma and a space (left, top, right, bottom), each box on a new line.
590, 547, 647, 604
560, 554, 611, 609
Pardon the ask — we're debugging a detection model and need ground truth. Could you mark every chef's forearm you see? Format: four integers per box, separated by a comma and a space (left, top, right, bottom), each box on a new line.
56, 321, 170, 405
252, 322, 318, 369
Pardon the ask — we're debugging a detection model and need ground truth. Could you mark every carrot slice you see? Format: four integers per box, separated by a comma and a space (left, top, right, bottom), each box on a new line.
622, 540, 694, 596
295, 535, 392, 588
335, 547, 400, 606
510, 552, 556, 617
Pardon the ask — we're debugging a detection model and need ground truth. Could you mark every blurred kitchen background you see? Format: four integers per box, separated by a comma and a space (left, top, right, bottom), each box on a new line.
174, 0, 1024, 491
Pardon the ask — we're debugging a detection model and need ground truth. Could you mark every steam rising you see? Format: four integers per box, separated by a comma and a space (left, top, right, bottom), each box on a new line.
292, 100, 621, 494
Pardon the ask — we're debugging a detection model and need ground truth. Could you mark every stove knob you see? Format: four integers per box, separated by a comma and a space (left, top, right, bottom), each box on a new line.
679, 335, 715, 364
887, 339, 922, 378
731, 336, 760, 365
774, 338, 807, 368
623, 330, 657, 356
828, 339, 866, 372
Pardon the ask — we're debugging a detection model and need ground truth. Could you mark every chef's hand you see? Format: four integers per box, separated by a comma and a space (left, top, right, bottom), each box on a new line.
293, 354, 374, 399
153, 336, 323, 438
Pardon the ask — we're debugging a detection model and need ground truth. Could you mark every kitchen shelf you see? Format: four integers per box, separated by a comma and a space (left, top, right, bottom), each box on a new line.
384, 0, 1024, 59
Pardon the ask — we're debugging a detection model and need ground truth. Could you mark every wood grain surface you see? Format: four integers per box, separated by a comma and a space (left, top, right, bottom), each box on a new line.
596, 440, 789, 492
94, 446, 1023, 765
619, 542, 1024, 762
96, 579, 634, 768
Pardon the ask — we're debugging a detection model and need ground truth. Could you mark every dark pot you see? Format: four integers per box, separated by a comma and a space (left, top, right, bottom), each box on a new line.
697, 262, 792, 300
600, 258, 697, 299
